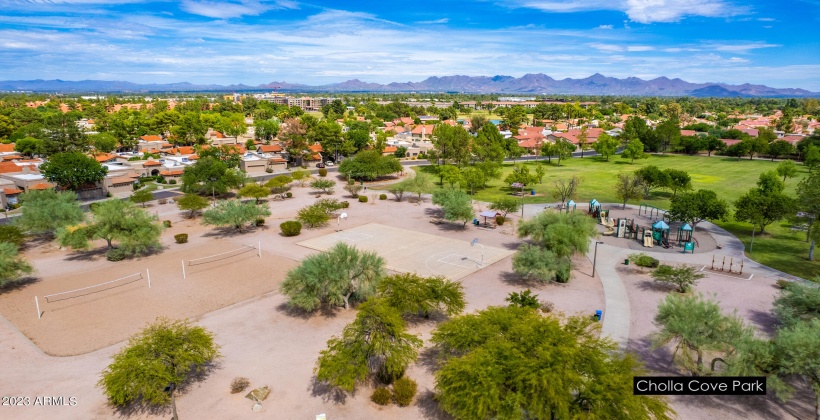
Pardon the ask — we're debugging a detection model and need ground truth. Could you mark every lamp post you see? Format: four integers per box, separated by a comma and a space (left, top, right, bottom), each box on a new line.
592, 241, 604, 278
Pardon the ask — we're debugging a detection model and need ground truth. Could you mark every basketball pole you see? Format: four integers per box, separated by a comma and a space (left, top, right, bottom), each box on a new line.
258, 241, 261, 258
181, 260, 186, 280
147, 269, 151, 288
35, 296, 41, 320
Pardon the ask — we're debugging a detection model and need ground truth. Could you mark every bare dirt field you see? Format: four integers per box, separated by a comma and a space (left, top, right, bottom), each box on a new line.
0, 240, 298, 356
298, 223, 515, 280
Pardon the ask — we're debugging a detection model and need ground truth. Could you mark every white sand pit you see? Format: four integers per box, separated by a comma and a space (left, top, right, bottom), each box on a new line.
297, 223, 515, 279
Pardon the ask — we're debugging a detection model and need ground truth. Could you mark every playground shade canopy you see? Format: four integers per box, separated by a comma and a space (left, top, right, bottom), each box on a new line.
653, 220, 670, 230
480, 210, 499, 218
681, 223, 693, 231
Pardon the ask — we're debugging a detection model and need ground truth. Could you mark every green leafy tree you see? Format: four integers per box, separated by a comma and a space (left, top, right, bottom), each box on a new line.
432, 306, 674, 420
170, 112, 207, 145
309, 178, 336, 194
377, 273, 465, 317
40, 152, 107, 191
14, 136, 43, 157
741, 136, 770, 160
724, 141, 751, 161
0, 225, 25, 249
57, 199, 163, 256
461, 167, 486, 193
769, 140, 796, 161
797, 172, 820, 260
431, 124, 472, 166
592, 132, 619, 161
338, 150, 402, 181
432, 188, 474, 227
651, 264, 706, 293
771, 319, 820, 419
202, 200, 271, 232
315, 300, 422, 392
655, 119, 681, 154
517, 211, 597, 258
344, 181, 364, 198
472, 123, 506, 163
436, 165, 462, 187
489, 197, 521, 219
615, 172, 643, 209
663, 168, 692, 198
41, 114, 90, 156
668, 189, 728, 234
254, 118, 280, 141
635, 165, 669, 198
91, 132, 119, 153
621, 138, 647, 163
176, 193, 209, 218
405, 172, 434, 202
237, 183, 270, 203
550, 138, 575, 166
805, 145, 820, 171
16, 189, 84, 236
290, 169, 311, 186
180, 156, 244, 197
773, 282, 820, 327
735, 173, 794, 234
297, 204, 331, 228
505, 289, 541, 309
99, 318, 221, 408
504, 164, 536, 187
777, 160, 799, 182
130, 189, 153, 208
704, 135, 725, 156
0, 242, 34, 287
512, 243, 571, 283
653, 293, 753, 376
282, 242, 386, 310
533, 163, 546, 184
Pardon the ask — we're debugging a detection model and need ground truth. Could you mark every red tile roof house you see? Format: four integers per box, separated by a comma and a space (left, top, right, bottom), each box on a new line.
515, 126, 548, 154
547, 128, 604, 151
779, 135, 805, 146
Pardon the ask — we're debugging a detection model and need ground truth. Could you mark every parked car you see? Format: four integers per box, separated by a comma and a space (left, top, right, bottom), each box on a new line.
316, 163, 325, 168
325, 161, 335, 167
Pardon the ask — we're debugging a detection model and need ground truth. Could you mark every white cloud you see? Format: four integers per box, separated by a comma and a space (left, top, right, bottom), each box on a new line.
757, 17, 775, 21
710, 42, 779, 52
508, 0, 747, 23
597, 24, 613, 29
417, 18, 449, 24
180, 0, 297, 19
626, 45, 654, 51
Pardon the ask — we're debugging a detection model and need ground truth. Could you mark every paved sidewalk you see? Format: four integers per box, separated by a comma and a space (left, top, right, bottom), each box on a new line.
587, 243, 632, 349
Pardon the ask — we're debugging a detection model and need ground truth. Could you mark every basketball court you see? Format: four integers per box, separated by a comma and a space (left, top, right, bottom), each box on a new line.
0, 241, 298, 356
297, 223, 514, 280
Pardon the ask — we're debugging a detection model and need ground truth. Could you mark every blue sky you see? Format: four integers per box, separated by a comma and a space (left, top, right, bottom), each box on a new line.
1, 0, 819, 90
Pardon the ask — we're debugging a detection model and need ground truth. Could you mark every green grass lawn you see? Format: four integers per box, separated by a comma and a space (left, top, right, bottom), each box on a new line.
417, 154, 817, 279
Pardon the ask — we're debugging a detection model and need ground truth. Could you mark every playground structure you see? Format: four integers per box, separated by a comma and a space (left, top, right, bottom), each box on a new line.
591, 201, 699, 252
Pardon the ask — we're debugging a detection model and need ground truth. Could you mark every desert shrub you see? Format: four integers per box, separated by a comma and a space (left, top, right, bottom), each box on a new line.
318, 168, 328, 177
132, 183, 141, 191
776, 279, 793, 289
158, 198, 167, 205
174, 233, 188, 244
359, 196, 368, 203
230, 377, 250, 394
280, 220, 302, 236
265, 168, 273, 173
340, 201, 350, 208
371, 387, 391, 406
106, 248, 127, 261
540, 301, 555, 313
379, 194, 387, 200
285, 192, 293, 198
629, 253, 659, 268
255, 218, 265, 226
496, 215, 505, 226
163, 220, 172, 228
506, 289, 540, 309
392, 377, 418, 407
297, 205, 330, 228
169, 179, 177, 185
0, 225, 25, 248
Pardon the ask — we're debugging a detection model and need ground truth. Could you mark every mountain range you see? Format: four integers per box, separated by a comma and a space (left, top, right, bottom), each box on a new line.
1, 74, 817, 97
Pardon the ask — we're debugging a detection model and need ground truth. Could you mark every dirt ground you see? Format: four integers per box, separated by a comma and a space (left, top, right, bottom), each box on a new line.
0, 175, 807, 419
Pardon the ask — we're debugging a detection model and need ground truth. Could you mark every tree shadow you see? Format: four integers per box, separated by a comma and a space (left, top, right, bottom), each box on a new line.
110, 360, 222, 418
63, 247, 108, 262
201, 225, 265, 239
416, 346, 442, 374
416, 389, 453, 420
308, 376, 348, 404
628, 336, 678, 374
500, 241, 521, 251
274, 301, 339, 320
747, 309, 779, 336
499, 270, 543, 287
635, 280, 677, 293
0, 276, 41, 295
